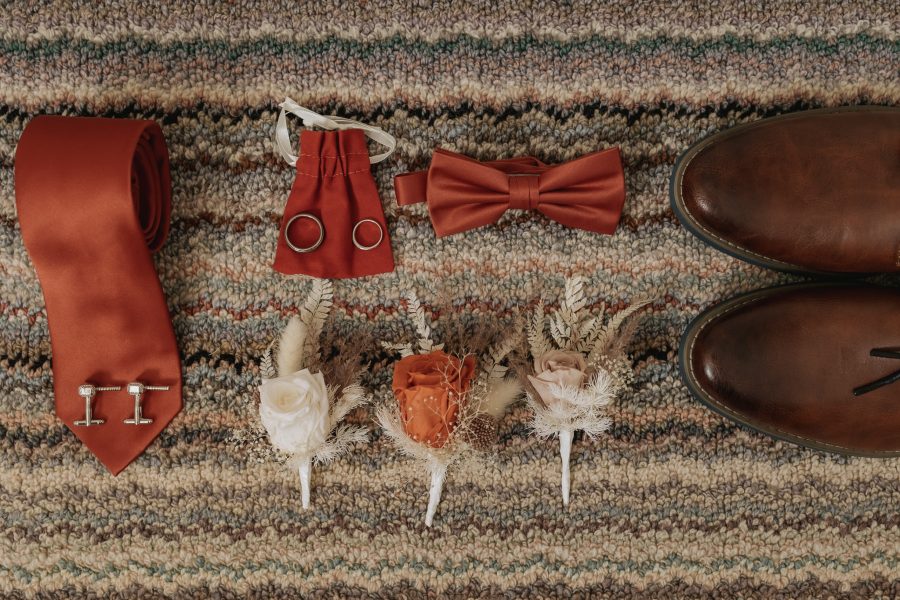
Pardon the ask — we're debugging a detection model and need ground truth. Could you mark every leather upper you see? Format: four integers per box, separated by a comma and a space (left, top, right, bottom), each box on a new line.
677, 107, 900, 273
687, 285, 900, 455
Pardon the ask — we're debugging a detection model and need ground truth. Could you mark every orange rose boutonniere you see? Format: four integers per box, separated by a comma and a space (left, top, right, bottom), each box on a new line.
393, 350, 476, 447
379, 292, 522, 527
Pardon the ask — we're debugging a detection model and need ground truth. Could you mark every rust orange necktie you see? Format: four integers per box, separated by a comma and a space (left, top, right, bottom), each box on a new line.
15, 116, 182, 475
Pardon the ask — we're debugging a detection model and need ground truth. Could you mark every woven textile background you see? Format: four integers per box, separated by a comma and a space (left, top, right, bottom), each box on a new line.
1, 2, 899, 598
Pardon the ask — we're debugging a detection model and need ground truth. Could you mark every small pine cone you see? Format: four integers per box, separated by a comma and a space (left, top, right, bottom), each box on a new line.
464, 413, 498, 451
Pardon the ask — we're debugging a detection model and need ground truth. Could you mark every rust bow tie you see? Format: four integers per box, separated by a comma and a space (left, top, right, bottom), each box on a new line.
394, 147, 626, 237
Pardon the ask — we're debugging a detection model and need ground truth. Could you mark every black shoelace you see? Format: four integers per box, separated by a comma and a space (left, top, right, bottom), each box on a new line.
853, 348, 900, 396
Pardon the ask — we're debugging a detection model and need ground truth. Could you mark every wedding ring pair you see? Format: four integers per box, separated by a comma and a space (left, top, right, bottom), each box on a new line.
284, 213, 384, 253
74, 382, 169, 427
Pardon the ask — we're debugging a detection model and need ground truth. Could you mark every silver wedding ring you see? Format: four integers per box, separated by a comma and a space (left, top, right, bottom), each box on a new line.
352, 218, 384, 251
284, 213, 325, 253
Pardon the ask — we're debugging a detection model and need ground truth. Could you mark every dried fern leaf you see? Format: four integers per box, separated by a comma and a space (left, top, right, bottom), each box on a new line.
405, 291, 434, 353
586, 298, 652, 365
550, 311, 571, 348
260, 339, 277, 379
481, 332, 519, 381
528, 302, 552, 359
575, 314, 601, 354
382, 341, 415, 357
562, 276, 586, 318
559, 276, 586, 341
300, 279, 334, 360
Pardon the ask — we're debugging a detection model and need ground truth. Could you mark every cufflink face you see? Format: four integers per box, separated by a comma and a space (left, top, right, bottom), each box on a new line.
123, 382, 169, 425
74, 383, 121, 427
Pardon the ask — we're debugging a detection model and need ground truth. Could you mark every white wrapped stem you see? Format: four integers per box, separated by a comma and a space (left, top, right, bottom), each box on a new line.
559, 428, 573, 507
425, 464, 447, 527
299, 456, 312, 510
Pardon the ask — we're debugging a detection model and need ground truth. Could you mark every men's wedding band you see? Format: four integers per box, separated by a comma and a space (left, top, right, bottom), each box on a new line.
284, 213, 325, 253
352, 218, 384, 251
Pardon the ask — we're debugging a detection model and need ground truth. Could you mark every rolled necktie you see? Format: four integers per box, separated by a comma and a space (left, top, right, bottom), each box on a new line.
394, 147, 626, 237
15, 116, 182, 475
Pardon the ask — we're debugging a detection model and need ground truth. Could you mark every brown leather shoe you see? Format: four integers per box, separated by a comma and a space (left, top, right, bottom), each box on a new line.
670, 106, 900, 274
680, 283, 900, 456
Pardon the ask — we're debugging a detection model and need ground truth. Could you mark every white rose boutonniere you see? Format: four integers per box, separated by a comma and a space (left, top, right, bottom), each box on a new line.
258, 280, 369, 509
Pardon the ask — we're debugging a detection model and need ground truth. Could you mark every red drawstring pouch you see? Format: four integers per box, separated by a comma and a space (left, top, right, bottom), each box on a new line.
272, 98, 395, 278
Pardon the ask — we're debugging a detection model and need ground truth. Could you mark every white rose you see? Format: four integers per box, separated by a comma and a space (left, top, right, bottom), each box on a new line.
259, 369, 330, 456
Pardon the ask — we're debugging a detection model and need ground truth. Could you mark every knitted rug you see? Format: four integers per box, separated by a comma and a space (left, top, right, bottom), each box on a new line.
1, 2, 899, 598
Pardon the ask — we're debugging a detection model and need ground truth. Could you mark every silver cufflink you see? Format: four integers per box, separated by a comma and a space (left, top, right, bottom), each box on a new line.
74, 384, 121, 427
124, 382, 169, 425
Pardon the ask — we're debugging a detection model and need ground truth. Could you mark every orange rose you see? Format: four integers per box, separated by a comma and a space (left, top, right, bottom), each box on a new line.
392, 350, 476, 448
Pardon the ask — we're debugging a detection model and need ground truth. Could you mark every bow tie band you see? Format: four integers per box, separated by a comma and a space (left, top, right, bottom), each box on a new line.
394, 147, 626, 237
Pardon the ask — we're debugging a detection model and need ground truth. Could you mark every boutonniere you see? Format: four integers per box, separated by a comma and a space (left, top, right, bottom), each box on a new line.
378, 293, 521, 526
526, 277, 650, 506
258, 280, 369, 509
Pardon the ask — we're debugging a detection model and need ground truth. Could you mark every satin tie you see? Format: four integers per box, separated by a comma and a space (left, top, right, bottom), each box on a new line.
394, 147, 626, 237
15, 116, 182, 475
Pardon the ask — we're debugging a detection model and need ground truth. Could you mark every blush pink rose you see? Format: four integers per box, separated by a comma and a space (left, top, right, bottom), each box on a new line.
527, 350, 588, 407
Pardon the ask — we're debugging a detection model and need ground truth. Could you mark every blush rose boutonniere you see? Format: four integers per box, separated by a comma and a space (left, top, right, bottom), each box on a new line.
257, 280, 369, 509
378, 292, 522, 527
526, 277, 651, 506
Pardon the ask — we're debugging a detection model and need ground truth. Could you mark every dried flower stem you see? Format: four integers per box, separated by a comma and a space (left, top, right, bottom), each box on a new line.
299, 456, 312, 510
425, 464, 447, 527
559, 428, 573, 507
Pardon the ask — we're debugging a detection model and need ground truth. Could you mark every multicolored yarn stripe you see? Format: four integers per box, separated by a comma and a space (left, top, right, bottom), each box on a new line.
1, 2, 899, 598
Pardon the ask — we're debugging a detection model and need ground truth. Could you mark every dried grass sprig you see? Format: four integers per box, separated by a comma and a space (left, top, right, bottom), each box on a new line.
527, 371, 618, 439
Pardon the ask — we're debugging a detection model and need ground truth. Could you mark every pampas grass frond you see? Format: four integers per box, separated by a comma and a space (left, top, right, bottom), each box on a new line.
527, 369, 617, 439
376, 404, 455, 472
329, 382, 368, 428
276, 315, 307, 376
313, 424, 369, 465
479, 378, 522, 419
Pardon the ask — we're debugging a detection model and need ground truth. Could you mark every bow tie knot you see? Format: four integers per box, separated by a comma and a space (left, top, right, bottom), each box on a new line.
508, 174, 540, 210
